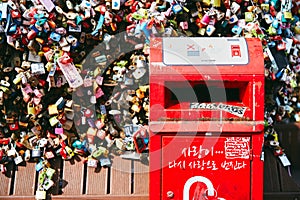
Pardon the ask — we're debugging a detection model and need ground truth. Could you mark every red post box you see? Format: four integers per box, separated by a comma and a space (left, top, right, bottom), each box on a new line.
149, 37, 264, 200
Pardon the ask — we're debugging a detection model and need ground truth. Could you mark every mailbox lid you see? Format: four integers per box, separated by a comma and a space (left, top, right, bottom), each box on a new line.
150, 37, 264, 75
161, 136, 252, 200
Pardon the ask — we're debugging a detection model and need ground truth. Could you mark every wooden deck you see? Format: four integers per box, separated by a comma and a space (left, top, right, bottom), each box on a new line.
0, 156, 149, 200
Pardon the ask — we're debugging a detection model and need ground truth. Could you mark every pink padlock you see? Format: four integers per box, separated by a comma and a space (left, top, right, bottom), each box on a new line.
201, 13, 211, 26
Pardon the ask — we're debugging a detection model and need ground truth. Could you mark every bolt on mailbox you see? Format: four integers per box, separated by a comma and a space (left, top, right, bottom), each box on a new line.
149, 37, 264, 200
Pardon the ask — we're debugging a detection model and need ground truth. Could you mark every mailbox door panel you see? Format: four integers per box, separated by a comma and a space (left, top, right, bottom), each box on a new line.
162, 136, 251, 200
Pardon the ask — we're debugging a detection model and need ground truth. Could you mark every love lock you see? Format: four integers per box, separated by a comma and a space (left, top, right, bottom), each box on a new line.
183, 176, 225, 200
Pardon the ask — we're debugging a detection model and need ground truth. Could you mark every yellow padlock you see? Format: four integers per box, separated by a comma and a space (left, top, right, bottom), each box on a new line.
202, 0, 210, 6
13, 74, 22, 85
27, 103, 36, 115
213, 0, 221, 7
284, 11, 292, 19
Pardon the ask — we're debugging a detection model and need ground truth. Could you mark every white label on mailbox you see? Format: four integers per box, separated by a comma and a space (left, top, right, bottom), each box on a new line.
190, 102, 247, 117
162, 37, 249, 65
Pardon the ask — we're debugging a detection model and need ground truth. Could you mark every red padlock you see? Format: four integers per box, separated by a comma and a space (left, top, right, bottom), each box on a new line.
131, 1, 139, 12
0, 138, 10, 145
83, 108, 94, 118
11, 10, 21, 18
60, 148, 68, 159
60, 140, 67, 148
125, 13, 133, 23
15, 141, 26, 149
0, 149, 4, 160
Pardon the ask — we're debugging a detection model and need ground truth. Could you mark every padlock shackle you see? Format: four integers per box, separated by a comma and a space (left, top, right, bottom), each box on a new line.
183, 176, 215, 200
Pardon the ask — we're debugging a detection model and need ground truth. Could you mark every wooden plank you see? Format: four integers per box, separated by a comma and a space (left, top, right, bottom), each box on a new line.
275, 124, 300, 168
48, 157, 63, 195
133, 161, 149, 195
86, 165, 108, 195
264, 148, 280, 192
279, 164, 300, 192
13, 162, 36, 196
0, 162, 13, 195
110, 156, 131, 195
62, 157, 84, 195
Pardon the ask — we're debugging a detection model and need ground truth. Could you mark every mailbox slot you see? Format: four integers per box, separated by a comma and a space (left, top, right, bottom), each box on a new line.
164, 81, 248, 109
151, 77, 256, 121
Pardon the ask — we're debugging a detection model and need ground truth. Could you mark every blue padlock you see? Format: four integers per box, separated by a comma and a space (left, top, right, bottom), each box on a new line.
272, 19, 279, 28
50, 32, 61, 42
172, 4, 182, 14
277, 27, 282, 35
267, 41, 276, 47
231, 25, 243, 35
100, 104, 106, 115
290, 16, 299, 25
35, 160, 44, 172
91, 14, 104, 36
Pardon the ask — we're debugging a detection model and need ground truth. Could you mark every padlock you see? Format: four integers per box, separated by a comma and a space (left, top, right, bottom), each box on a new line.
230, 2, 240, 14
55, 127, 64, 135
0, 164, 7, 174
206, 25, 216, 36
35, 189, 46, 200
84, 75, 93, 87
43, 179, 54, 191
64, 108, 74, 120
14, 153, 23, 165
7, 148, 16, 157
59, 148, 68, 160
231, 25, 243, 35
44, 150, 55, 159
24, 149, 31, 161
112, 0, 120, 10
39, 138, 48, 148
32, 146, 41, 158
39, 170, 46, 184
48, 104, 59, 115
28, 103, 37, 115
65, 146, 74, 158
115, 138, 126, 150
100, 157, 111, 167
87, 157, 98, 168
96, 129, 106, 140
132, 68, 146, 79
